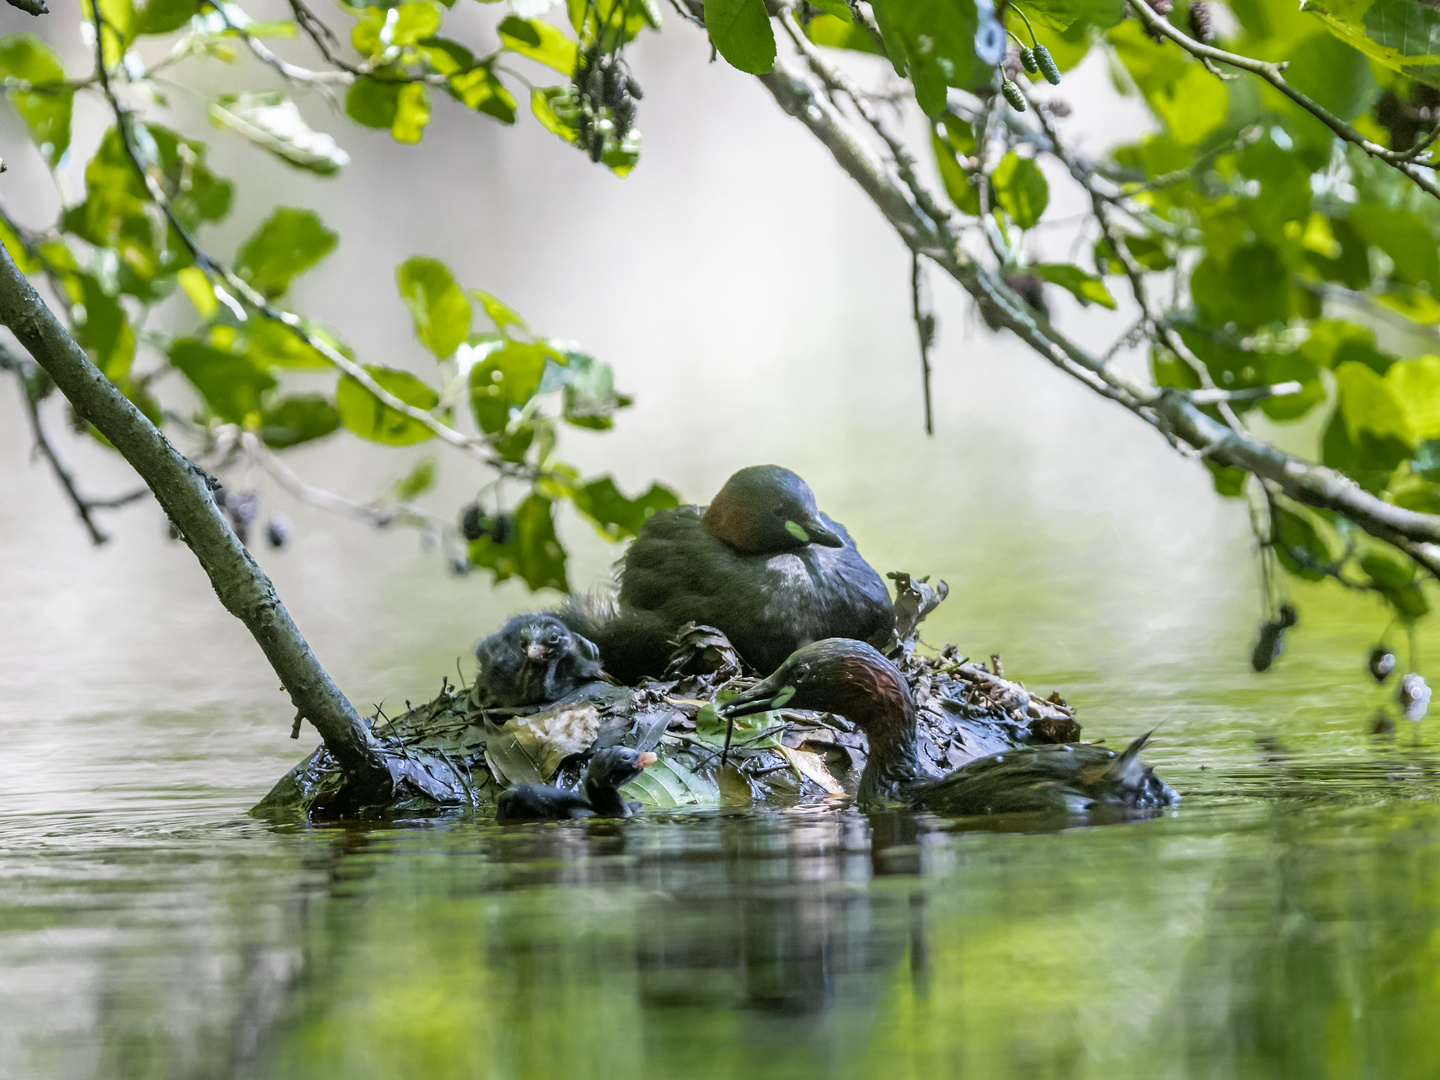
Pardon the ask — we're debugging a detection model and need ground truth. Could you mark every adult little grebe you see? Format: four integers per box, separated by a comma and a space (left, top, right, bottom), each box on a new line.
724, 639, 1178, 815
495, 746, 659, 822
563, 466, 893, 682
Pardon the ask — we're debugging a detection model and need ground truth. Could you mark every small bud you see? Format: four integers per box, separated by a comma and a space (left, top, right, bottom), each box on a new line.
1001, 79, 1027, 111
1019, 47, 1039, 73
1034, 45, 1061, 85
626, 75, 644, 100
1277, 601, 1298, 629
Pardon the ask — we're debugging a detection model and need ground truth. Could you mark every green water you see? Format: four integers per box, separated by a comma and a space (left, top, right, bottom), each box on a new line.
5, 570, 1440, 1079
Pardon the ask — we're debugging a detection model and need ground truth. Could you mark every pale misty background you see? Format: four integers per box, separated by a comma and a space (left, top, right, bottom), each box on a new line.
0, 3, 1385, 810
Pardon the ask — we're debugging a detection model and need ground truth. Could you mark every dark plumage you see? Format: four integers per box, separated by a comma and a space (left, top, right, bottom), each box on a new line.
724, 639, 1178, 815
474, 613, 604, 708
495, 746, 658, 822
563, 466, 893, 682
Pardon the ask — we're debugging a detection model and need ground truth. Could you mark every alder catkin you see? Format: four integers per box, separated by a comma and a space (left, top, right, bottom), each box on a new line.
1020, 47, 1039, 73
1034, 45, 1061, 84
1188, 0, 1214, 43
1001, 79, 1027, 111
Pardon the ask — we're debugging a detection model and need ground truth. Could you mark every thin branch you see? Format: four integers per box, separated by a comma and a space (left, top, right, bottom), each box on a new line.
2, 344, 147, 544
910, 251, 934, 435
1126, 0, 1440, 200
755, 54, 1440, 579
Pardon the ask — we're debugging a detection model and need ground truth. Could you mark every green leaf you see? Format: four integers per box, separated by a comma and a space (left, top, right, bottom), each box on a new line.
228, 318, 349, 370
1272, 502, 1343, 580
990, 152, 1048, 229
621, 753, 719, 808
448, 65, 517, 123
531, 85, 578, 142
394, 456, 438, 500
336, 365, 441, 445
235, 208, 339, 300
1149, 61, 1228, 146
397, 256, 471, 358
871, 0, 986, 115
1023, 0, 1123, 30
704, 0, 777, 74
556, 352, 633, 428
472, 289, 528, 335
467, 492, 568, 591
1348, 204, 1440, 291
392, 82, 431, 143
1189, 243, 1290, 328
569, 476, 680, 539
346, 79, 398, 129
1031, 263, 1117, 308
497, 15, 579, 73
170, 339, 277, 424
71, 274, 135, 379
209, 92, 350, 175
1258, 352, 1325, 422
932, 128, 980, 215
1307, 0, 1440, 90
134, 0, 200, 34
1282, 30, 1375, 122
1387, 354, 1440, 441
468, 340, 551, 434
0, 34, 73, 168
805, 12, 884, 54
259, 394, 341, 448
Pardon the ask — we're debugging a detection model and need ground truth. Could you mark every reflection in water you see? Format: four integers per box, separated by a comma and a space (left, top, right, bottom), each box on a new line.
15, 788, 1440, 1078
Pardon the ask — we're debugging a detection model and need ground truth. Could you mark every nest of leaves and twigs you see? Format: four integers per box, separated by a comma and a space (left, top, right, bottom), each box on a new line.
253, 573, 1081, 820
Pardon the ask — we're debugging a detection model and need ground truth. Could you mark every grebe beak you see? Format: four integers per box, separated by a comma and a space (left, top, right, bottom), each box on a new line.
803, 519, 844, 548
636, 751, 658, 768
723, 672, 796, 719
526, 643, 549, 660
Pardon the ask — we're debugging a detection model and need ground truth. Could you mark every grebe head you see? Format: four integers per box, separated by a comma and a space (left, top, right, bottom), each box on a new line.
702, 465, 845, 556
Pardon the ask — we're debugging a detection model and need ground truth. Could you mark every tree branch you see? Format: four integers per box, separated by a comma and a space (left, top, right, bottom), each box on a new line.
1126, 0, 1440, 200
755, 53, 1440, 578
0, 241, 395, 798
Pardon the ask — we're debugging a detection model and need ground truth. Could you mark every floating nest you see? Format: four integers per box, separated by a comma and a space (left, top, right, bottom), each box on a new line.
253, 575, 1081, 821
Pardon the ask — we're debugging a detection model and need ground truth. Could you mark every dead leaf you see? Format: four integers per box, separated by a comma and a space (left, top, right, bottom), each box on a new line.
778, 745, 846, 796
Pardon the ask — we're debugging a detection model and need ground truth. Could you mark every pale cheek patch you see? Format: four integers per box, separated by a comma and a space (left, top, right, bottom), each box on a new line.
784, 520, 810, 543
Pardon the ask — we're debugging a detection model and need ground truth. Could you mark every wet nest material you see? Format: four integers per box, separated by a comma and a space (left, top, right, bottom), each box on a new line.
253, 574, 1081, 821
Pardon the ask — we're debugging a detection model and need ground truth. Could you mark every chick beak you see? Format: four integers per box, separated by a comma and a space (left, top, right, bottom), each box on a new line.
636, 752, 658, 768
526, 643, 549, 661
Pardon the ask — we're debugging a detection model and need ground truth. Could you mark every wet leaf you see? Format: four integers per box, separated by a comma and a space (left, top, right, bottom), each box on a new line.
134, 0, 200, 34
622, 752, 718, 807
468, 340, 551, 434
